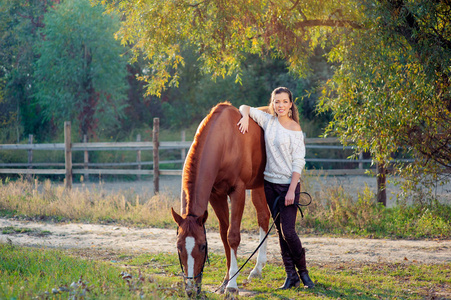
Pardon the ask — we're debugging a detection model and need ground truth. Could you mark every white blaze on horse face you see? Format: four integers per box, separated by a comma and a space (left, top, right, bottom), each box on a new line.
226, 249, 239, 290
185, 236, 195, 278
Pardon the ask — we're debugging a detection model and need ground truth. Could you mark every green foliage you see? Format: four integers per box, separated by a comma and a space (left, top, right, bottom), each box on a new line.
318, 0, 451, 177
0, 0, 53, 142
98, 0, 450, 191
34, 0, 128, 139
98, 0, 361, 96
160, 50, 328, 130
1, 0, 336, 143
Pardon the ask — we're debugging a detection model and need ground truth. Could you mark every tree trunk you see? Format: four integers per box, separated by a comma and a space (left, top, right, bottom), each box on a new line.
377, 162, 387, 207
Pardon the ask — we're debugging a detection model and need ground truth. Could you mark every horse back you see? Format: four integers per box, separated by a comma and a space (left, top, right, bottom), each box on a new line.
209, 103, 266, 189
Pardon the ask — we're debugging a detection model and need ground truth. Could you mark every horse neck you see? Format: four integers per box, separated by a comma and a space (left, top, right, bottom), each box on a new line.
184, 141, 222, 217
182, 111, 227, 217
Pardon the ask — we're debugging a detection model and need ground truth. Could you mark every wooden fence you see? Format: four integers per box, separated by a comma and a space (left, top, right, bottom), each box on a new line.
0, 119, 391, 198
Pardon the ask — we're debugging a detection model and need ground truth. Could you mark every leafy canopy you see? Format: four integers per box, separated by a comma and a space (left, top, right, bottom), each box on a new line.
97, 0, 362, 96
97, 0, 450, 182
319, 0, 450, 174
34, 0, 128, 139
0, 0, 54, 142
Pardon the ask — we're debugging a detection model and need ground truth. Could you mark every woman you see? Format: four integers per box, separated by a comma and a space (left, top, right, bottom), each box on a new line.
237, 87, 314, 289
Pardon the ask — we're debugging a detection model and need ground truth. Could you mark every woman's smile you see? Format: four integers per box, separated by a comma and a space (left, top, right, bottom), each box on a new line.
273, 92, 292, 118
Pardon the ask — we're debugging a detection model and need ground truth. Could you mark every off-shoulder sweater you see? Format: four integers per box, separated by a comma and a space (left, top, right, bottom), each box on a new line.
249, 107, 306, 184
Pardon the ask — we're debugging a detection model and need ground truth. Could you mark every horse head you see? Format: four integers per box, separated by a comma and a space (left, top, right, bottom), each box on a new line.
171, 208, 208, 297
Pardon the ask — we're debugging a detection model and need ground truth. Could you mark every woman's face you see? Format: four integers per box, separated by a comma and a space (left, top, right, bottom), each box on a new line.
272, 92, 292, 118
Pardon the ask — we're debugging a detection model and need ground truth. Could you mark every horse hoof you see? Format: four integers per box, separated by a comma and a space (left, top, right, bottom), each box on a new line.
217, 285, 226, 294
248, 269, 262, 279
225, 287, 239, 299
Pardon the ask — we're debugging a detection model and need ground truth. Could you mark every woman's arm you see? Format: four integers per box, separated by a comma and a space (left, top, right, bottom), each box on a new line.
237, 105, 251, 134
285, 171, 301, 206
238, 105, 271, 133
256, 106, 270, 113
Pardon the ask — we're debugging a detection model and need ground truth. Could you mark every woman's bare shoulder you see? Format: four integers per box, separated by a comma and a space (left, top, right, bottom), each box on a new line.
289, 120, 302, 132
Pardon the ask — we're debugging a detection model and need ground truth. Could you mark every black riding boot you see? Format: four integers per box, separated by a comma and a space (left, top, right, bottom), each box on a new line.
278, 237, 300, 290
293, 248, 315, 288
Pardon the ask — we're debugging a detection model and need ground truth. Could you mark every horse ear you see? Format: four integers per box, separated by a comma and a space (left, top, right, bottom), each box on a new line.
197, 210, 208, 226
171, 207, 184, 226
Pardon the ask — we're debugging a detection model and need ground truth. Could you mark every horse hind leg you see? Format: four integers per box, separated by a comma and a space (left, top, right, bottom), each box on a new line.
248, 186, 270, 280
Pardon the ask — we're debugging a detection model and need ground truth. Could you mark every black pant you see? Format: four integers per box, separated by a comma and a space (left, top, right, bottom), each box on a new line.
264, 180, 305, 269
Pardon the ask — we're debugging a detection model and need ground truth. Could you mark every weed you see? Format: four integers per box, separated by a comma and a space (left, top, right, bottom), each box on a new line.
1, 226, 51, 237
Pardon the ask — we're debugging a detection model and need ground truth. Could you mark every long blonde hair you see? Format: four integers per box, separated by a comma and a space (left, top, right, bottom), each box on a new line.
268, 87, 300, 124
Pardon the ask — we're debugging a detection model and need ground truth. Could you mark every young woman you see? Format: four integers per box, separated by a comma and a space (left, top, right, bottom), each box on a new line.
237, 87, 314, 289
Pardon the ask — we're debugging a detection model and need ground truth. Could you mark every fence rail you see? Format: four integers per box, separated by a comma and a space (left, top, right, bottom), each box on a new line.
1, 119, 400, 197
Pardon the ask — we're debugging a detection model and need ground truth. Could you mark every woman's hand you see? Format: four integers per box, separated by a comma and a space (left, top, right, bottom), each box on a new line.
285, 189, 295, 206
285, 172, 301, 206
237, 116, 249, 134
238, 105, 251, 134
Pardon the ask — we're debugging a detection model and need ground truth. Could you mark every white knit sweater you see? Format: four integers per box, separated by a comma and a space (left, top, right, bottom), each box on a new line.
250, 107, 306, 184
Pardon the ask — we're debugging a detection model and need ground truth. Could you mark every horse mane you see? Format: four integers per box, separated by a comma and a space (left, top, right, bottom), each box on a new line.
182, 102, 232, 210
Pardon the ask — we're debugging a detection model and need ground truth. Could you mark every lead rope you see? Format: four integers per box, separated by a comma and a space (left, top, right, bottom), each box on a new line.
215, 193, 309, 292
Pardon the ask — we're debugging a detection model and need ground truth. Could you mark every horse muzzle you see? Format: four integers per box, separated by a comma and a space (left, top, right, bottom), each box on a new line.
184, 277, 202, 297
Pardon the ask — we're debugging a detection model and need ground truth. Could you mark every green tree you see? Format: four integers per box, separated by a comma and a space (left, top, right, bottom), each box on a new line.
318, 0, 450, 196
157, 48, 330, 134
0, 0, 56, 142
34, 0, 128, 140
98, 0, 450, 188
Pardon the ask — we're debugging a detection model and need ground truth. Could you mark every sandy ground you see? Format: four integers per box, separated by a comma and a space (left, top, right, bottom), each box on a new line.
1, 217, 450, 266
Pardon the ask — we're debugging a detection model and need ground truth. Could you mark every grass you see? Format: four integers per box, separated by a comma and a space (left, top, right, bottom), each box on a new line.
0, 243, 185, 299
1, 226, 51, 237
0, 178, 178, 228
1, 244, 449, 299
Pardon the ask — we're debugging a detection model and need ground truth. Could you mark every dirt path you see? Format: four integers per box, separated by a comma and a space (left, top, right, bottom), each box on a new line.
1, 218, 450, 265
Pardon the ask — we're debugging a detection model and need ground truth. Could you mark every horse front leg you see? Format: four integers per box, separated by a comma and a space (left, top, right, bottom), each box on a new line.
225, 184, 246, 294
248, 186, 270, 279
209, 192, 230, 293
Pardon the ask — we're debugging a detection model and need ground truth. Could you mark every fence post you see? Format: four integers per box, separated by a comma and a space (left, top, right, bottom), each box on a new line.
376, 162, 387, 206
358, 152, 363, 169
181, 130, 186, 162
65, 122, 72, 189
137, 134, 141, 180
83, 135, 89, 182
153, 118, 159, 194
27, 134, 33, 181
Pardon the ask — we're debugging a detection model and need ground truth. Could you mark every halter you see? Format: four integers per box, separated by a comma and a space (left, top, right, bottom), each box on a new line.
176, 216, 208, 283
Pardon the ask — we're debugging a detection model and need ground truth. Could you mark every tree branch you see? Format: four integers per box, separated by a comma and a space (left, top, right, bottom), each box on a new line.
186, 0, 207, 7
288, 0, 301, 11
294, 19, 363, 29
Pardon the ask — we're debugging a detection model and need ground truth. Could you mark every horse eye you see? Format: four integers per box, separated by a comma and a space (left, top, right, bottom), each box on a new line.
199, 244, 207, 251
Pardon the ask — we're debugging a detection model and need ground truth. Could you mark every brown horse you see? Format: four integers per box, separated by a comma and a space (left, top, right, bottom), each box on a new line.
171, 102, 270, 296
